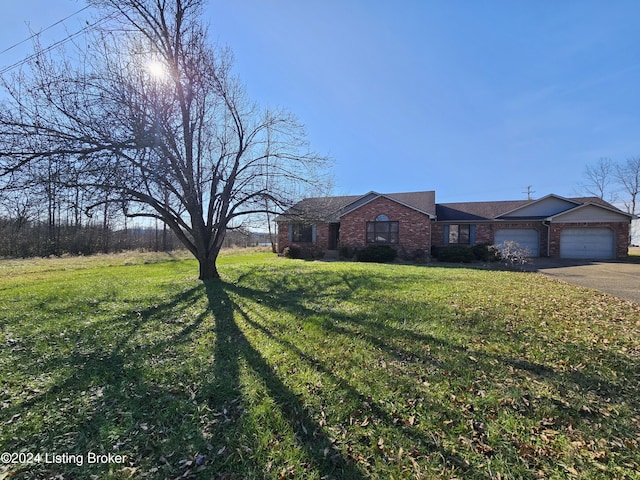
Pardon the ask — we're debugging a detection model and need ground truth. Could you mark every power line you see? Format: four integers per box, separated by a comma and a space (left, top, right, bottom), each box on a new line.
0, 13, 119, 76
0, 5, 92, 57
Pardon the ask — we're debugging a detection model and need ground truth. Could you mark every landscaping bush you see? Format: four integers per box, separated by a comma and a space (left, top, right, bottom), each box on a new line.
471, 242, 501, 262
282, 245, 302, 259
339, 245, 355, 259
356, 245, 397, 263
282, 245, 323, 260
432, 245, 475, 263
410, 248, 429, 263
495, 241, 530, 268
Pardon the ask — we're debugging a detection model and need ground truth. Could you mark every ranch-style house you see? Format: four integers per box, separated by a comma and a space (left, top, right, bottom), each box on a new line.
276, 190, 633, 260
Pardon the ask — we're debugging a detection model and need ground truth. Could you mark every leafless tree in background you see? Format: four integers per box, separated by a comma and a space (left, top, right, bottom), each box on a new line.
579, 158, 617, 202
615, 157, 640, 216
0, 0, 330, 278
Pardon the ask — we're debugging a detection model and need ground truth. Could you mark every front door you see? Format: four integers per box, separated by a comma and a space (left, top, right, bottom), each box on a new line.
328, 223, 340, 250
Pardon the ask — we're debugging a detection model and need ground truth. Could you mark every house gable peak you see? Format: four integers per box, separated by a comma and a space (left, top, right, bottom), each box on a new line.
496, 194, 581, 219
340, 190, 436, 218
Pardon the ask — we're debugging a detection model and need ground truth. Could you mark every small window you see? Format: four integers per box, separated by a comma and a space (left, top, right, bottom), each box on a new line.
291, 223, 313, 242
366, 216, 399, 244
448, 224, 470, 244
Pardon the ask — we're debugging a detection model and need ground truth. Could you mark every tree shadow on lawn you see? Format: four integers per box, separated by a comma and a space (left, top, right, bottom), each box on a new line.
1, 284, 216, 478
202, 281, 370, 479
3, 280, 368, 479
3, 264, 638, 479
222, 267, 640, 470
229, 268, 640, 409
216, 278, 496, 477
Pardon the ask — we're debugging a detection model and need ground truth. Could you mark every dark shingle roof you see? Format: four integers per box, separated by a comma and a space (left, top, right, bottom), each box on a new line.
436, 196, 629, 221
278, 193, 630, 224
384, 191, 436, 216
436, 200, 531, 221
276, 195, 361, 223
277, 191, 436, 222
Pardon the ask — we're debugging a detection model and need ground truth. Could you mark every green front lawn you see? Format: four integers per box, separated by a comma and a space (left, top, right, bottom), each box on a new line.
1, 252, 639, 479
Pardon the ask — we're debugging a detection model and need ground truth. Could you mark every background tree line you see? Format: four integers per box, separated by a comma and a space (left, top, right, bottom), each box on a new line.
0, 179, 273, 257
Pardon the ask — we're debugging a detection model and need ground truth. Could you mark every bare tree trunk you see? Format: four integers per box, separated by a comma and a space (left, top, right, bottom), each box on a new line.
102, 201, 110, 253
266, 210, 277, 253
198, 255, 219, 280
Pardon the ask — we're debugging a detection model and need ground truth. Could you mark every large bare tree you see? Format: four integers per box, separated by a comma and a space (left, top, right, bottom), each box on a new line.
0, 0, 329, 279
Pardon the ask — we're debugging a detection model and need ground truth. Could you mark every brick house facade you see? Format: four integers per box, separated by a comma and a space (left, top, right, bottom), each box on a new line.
277, 191, 634, 260
339, 196, 432, 256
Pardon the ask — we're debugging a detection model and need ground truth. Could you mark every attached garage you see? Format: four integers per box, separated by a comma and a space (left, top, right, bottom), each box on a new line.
559, 228, 614, 259
494, 229, 540, 256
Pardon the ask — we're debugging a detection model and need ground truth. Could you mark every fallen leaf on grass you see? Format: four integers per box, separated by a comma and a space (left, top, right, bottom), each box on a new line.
118, 467, 137, 478
561, 464, 579, 476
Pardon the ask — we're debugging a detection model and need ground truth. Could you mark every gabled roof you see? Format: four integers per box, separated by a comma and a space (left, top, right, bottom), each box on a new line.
278, 191, 633, 224
277, 190, 436, 222
436, 195, 630, 222
496, 194, 580, 219
546, 201, 634, 221
340, 191, 436, 218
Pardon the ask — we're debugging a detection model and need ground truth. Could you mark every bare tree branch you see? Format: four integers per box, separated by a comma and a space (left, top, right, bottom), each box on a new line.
579, 158, 617, 202
616, 157, 640, 215
0, 0, 331, 278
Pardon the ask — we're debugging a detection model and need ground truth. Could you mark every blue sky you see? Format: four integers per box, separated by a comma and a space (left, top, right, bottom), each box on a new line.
2, 1, 640, 203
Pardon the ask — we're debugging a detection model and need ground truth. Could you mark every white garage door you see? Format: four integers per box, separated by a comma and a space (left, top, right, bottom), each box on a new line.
560, 228, 614, 259
494, 229, 539, 256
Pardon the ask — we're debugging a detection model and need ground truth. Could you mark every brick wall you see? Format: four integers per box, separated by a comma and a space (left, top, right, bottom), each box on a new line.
474, 224, 494, 244
339, 197, 431, 255
278, 209, 631, 259
548, 222, 629, 259
277, 222, 331, 253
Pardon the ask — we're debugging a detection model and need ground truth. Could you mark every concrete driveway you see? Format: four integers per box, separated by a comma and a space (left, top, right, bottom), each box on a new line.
531, 259, 640, 304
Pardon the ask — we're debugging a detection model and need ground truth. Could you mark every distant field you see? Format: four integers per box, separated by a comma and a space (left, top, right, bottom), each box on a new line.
1, 252, 639, 479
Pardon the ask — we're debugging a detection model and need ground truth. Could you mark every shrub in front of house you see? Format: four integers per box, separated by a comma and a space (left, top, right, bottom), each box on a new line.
339, 245, 355, 259
283, 245, 324, 260
495, 241, 530, 268
410, 248, 429, 263
431, 245, 475, 263
356, 245, 398, 263
471, 242, 501, 262
282, 245, 302, 259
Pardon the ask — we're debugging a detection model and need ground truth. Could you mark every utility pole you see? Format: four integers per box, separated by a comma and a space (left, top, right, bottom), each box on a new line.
523, 185, 535, 200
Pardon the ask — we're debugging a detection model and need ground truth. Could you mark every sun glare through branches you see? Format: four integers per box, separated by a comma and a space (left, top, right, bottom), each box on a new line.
146, 59, 168, 79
